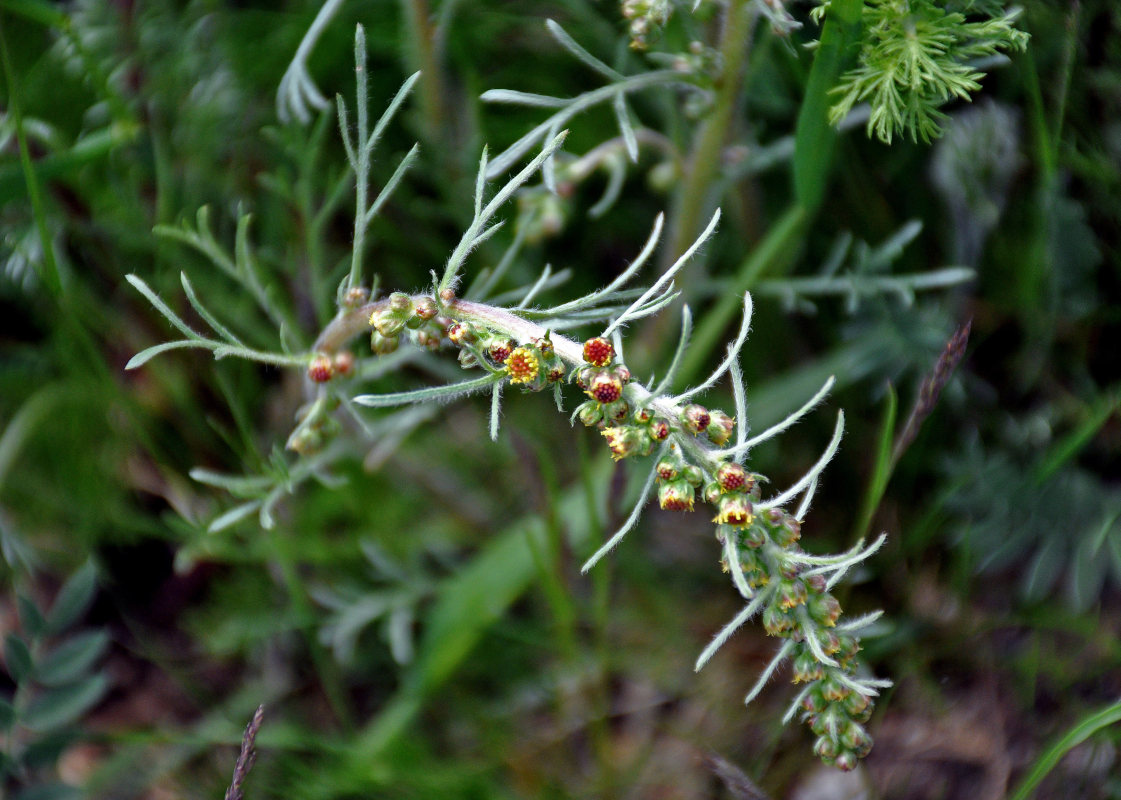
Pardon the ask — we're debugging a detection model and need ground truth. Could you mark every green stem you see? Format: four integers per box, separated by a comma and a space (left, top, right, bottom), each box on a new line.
666, 0, 755, 264
400, 0, 445, 148
676, 205, 806, 387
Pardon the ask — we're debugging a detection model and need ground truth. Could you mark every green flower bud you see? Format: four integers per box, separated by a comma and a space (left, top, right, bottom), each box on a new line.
577, 401, 603, 427
706, 410, 735, 445
658, 479, 694, 511
370, 330, 400, 355
681, 404, 710, 434
388, 292, 413, 312
372, 309, 406, 337
603, 399, 630, 423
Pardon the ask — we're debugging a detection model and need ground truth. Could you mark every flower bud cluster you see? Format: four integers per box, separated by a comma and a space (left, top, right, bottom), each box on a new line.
622, 0, 672, 50
724, 507, 876, 771
369, 293, 449, 355
306, 351, 357, 383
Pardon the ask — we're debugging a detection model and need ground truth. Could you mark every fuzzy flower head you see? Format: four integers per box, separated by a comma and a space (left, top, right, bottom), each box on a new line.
505, 346, 541, 384
582, 337, 615, 367
713, 494, 754, 527
715, 462, 752, 493
587, 371, 623, 404
601, 426, 646, 460
658, 478, 694, 511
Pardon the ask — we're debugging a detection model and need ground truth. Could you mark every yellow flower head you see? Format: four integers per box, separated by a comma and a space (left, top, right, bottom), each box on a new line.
505, 346, 540, 384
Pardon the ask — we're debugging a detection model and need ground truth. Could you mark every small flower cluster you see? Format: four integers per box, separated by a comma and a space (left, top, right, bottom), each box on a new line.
571, 337, 671, 459
306, 350, 355, 384
369, 292, 449, 354
621, 0, 672, 49
562, 337, 883, 771
723, 508, 875, 770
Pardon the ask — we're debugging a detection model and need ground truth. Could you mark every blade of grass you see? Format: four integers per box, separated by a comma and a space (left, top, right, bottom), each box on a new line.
0, 20, 61, 295
792, 0, 863, 214
1007, 698, 1121, 800
851, 384, 897, 544
1032, 390, 1119, 486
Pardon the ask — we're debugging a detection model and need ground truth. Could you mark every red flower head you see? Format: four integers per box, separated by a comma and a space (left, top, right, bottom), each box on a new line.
715, 462, 751, 493
582, 336, 615, 367
587, 371, 623, 404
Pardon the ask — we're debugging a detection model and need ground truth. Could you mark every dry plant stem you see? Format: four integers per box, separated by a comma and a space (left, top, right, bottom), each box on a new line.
667, 0, 754, 264
891, 318, 971, 466
225, 705, 265, 800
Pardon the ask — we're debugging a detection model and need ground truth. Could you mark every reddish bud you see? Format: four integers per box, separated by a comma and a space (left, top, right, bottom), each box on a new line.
439, 288, 456, 302
582, 337, 615, 367
447, 321, 476, 346
633, 407, 653, 424
546, 364, 566, 383
308, 355, 334, 383
588, 372, 623, 404
333, 351, 355, 376
603, 399, 630, 423
681, 404, 710, 434
715, 462, 749, 493
648, 419, 671, 441
533, 336, 555, 355
414, 297, 438, 320
486, 338, 515, 364
713, 494, 754, 527
655, 459, 678, 481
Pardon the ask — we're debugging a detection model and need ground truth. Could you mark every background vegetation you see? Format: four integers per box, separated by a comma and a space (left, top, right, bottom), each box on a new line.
1, 0, 1118, 797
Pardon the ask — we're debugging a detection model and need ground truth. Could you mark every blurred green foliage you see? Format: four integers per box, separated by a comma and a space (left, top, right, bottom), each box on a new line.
1, 0, 1118, 797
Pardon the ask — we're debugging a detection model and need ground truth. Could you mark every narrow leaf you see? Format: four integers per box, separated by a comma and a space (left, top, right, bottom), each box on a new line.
36, 631, 109, 687
353, 372, 505, 408
46, 560, 97, 635
4, 634, 33, 683
22, 672, 109, 732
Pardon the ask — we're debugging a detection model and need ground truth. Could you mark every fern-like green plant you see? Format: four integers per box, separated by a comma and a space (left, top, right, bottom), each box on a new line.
822, 0, 1029, 143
